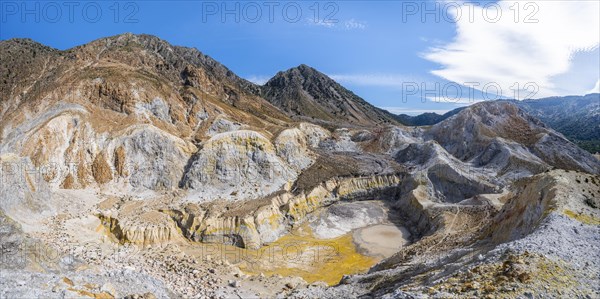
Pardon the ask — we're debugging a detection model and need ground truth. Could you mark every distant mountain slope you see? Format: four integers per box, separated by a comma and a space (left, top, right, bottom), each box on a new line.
395, 94, 600, 153
394, 108, 466, 126
426, 101, 600, 175
261, 64, 400, 127
514, 94, 600, 153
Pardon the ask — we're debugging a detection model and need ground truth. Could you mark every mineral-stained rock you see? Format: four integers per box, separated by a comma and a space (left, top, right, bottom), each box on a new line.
99, 205, 183, 246
92, 152, 113, 184
207, 117, 241, 137
274, 127, 315, 171
113, 146, 128, 177
396, 141, 498, 203
0, 154, 53, 222
2, 34, 600, 299
164, 174, 403, 249
427, 101, 600, 174
181, 130, 298, 201
116, 126, 194, 191
1, 100, 196, 191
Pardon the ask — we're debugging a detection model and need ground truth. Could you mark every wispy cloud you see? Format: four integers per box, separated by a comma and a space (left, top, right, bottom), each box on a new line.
425, 96, 484, 106
344, 19, 367, 30
589, 80, 600, 94
306, 18, 367, 30
379, 107, 452, 115
328, 73, 415, 88
306, 18, 336, 28
425, 0, 600, 98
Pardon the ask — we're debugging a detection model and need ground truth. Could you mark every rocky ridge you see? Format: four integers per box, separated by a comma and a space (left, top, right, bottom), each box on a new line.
262, 64, 400, 127
1, 34, 599, 298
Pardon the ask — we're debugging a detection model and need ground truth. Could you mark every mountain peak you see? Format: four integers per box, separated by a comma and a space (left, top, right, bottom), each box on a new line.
267, 64, 327, 85
75, 32, 189, 57
262, 65, 398, 127
293, 64, 322, 76
295, 63, 315, 71
0, 37, 58, 53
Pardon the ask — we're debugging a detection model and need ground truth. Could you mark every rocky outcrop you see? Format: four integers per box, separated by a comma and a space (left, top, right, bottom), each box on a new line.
99, 211, 182, 246
181, 130, 298, 201
0, 154, 53, 224
92, 152, 113, 184
116, 126, 195, 190
206, 117, 241, 136
318, 128, 360, 152
0, 209, 25, 269
165, 174, 403, 249
325, 170, 599, 298
373, 126, 423, 155
396, 141, 499, 203
485, 170, 600, 243
473, 138, 548, 179
0, 99, 196, 191
274, 128, 316, 172
427, 101, 600, 175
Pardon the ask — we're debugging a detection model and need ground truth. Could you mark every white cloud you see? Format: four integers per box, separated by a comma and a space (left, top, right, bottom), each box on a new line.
306, 18, 367, 30
589, 79, 600, 94
379, 107, 452, 115
425, 1, 600, 98
344, 19, 367, 30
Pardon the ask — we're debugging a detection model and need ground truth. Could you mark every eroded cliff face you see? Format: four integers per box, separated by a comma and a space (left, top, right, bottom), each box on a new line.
0, 154, 53, 226
90, 98, 600, 252
181, 130, 298, 201
303, 170, 600, 299
1, 103, 197, 192
99, 174, 403, 249
0, 34, 294, 196
426, 101, 600, 175
98, 210, 182, 246
3, 34, 600, 298
4, 34, 596, 201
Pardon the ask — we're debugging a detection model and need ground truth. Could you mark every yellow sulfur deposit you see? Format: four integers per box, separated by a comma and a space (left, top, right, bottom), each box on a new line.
236, 224, 377, 285
564, 209, 600, 225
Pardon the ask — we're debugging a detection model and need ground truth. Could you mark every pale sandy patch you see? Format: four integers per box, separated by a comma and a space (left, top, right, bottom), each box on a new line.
353, 224, 411, 258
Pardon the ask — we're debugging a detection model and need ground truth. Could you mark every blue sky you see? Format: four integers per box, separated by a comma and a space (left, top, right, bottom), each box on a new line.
1, 1, 598, 115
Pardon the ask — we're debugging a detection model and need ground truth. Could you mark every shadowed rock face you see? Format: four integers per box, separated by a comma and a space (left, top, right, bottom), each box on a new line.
395, 141, 498, 204
426, 164, 496, 203
0, 209, 25, 269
